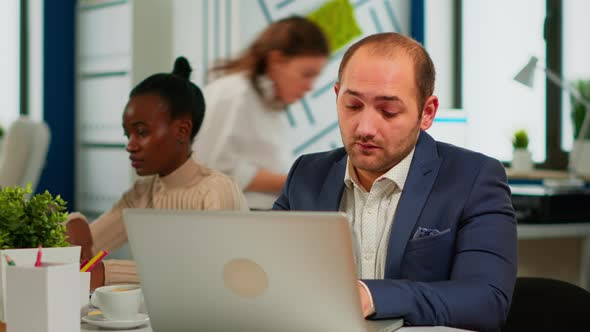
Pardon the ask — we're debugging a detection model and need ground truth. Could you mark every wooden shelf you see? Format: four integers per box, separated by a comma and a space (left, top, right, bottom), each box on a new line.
507, 168, 590, 181
518, 223, 590, 240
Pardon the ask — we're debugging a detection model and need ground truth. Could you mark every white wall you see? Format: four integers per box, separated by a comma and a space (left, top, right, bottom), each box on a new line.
0, 1, 20, 128
462, 0, 546, 162
562, 0, 590, 149
28, 0, 44, 122
424, 0, 454, 109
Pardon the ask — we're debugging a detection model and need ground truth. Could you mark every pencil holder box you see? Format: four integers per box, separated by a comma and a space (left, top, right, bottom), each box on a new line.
5, 262, 80, 332
0, 246, 80, 322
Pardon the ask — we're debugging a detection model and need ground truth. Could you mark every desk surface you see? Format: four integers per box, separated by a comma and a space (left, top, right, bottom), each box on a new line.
81, 323, 471, 331
517, 222, 590, 239
507, 168, 590, 181
76, 224, 589, 332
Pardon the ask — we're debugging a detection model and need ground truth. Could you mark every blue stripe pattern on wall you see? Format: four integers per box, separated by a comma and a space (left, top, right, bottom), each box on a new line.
285, 107, 296, 127
434, 117, 467, 123
300, 99, 315, 125
250, 0, 418, 156
328, 48, 347, 66
369, 8, 383, 32
258, 0, 272, 23
384, 0, 401, 33
276, 0, 295, 10
311, 79, 336, 99
37, 0, 76, 209
293, 121, 339, 155
354, 0, 370, 8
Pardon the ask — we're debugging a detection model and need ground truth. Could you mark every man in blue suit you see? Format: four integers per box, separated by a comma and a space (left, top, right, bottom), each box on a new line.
273, 33, 517, 332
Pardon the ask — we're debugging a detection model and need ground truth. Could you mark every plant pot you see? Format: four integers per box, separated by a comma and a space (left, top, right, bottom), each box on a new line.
0, 246, 80, 321
571, 139, 590, 176
512, 148, 533, 172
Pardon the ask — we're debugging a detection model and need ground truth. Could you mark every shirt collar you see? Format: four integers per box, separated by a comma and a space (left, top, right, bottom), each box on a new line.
257, 75, 285, 110
344, 147, 416, 191
157, 158, 204, 189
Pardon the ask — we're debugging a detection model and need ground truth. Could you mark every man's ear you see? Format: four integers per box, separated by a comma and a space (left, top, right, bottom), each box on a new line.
420, 95, 439, 130
334, 82, 341, 103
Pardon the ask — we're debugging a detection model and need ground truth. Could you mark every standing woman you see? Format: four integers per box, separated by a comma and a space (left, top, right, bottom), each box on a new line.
66, 57, 247, 289
192, 16, 329, 210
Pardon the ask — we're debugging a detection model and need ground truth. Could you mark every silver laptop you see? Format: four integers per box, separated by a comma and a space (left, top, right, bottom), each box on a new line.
124, 209, 403, 332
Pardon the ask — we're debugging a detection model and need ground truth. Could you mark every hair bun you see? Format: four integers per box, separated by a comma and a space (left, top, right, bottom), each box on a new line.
172, 56, 192, 79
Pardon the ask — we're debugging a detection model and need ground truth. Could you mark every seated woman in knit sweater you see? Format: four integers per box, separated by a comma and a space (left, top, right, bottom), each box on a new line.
66, 57, 248, 289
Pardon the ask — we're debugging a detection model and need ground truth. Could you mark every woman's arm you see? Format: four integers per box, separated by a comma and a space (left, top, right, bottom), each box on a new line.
66, 184, 141, 289
65, 215, 105, 289
244, 169, 287, 193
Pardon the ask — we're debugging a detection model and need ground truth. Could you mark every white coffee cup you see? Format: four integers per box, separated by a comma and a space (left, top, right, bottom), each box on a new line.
90, 284, 142, 321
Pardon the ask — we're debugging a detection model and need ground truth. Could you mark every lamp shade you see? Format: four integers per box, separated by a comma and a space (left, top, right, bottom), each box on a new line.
514, 56, 539, 87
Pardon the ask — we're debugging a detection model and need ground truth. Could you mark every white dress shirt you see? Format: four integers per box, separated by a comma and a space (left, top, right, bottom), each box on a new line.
339, 148, 415, 279
192, 73, 291, 210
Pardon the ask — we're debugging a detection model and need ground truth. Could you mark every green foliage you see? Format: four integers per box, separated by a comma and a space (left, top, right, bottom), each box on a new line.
0, 124, 4, 138
307, 0, 362, 54
571, 80, 590, 140
512, 129, 529, 149
0, 184, 69, 249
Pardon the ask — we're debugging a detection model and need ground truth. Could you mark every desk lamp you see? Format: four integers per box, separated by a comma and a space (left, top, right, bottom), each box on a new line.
514, 56, 590, 188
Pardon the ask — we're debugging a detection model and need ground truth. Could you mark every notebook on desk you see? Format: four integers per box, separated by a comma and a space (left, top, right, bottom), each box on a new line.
123, 209, 403, 332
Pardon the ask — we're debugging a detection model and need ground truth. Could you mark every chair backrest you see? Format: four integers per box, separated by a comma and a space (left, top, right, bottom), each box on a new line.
503, 277, 590, 331
0, 117, 51, 191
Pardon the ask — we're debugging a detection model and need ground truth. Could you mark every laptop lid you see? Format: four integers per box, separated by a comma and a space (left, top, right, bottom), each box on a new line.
124, 209, 402, 332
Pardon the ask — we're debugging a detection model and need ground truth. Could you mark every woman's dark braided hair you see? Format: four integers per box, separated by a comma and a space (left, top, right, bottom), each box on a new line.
129, 56, 205, 141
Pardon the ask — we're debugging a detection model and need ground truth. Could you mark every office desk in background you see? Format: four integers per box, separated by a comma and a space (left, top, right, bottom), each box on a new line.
517, 222, 590, 290
508, 168, 590, 290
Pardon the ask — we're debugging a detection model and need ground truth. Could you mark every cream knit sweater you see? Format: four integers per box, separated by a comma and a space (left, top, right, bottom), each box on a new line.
78, 158, 248, 285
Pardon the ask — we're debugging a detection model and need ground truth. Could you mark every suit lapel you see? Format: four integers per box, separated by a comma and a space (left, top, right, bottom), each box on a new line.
384, 131, 442, 278
317, 153, 347, 211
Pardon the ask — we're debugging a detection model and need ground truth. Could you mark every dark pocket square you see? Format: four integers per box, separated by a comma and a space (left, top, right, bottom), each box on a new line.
412, 227, 449, 240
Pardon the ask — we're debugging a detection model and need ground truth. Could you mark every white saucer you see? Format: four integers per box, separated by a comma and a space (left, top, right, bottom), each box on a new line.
82, 313, 149, 329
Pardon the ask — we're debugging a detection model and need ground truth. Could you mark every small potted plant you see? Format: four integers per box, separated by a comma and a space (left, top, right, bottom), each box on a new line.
0, 184, 80, 320
511, 129, 533, 172
570, 79, 590, 175
571, 79, 590, 140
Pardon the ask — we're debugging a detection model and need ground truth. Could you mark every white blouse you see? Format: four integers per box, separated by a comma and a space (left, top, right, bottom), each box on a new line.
192, 73, 291, 209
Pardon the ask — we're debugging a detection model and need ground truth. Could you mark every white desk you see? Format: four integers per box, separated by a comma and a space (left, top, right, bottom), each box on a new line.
517, 222, 590, 290
81, 323, 470, 331
518, 222, 590, 240
77, 220, 590, 332
78, 224, 588, 332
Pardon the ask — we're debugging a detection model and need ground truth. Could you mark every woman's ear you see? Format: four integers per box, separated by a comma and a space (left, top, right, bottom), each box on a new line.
175, 117, 192, 145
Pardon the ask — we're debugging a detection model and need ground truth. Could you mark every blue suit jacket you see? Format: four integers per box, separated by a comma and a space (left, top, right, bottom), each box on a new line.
273, 131, 517, 332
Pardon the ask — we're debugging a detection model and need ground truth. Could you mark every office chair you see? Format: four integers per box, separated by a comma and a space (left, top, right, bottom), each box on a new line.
0, 117, 51, 192
503, 277, 590, 331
